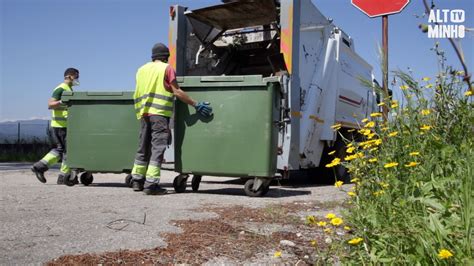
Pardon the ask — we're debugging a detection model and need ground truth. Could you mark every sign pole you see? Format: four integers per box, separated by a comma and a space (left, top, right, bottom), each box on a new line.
382, 15, 389, 121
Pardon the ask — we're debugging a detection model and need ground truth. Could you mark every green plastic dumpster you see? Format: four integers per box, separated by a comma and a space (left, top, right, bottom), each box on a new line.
61, 91, 139, 186
174, 75, 281, 196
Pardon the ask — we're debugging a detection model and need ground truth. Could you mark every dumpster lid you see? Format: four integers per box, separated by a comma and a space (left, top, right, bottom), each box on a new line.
177, 75, 280, 87
61, 91, 134, 102
185, 0, 277, 30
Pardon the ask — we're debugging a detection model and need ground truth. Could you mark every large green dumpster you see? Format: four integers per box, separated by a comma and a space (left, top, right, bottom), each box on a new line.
174, 75, 281, 196
61, 91, 139, 185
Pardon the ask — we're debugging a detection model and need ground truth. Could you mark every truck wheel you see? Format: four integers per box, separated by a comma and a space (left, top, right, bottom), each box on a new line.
191, 175, 202, 192
173, 174, 188, 193
244, 179, 269, 197
125, 174, 133, 188
79, 172, 94, 186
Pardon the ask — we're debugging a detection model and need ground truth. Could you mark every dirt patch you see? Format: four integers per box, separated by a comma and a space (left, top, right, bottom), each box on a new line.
47, 201, 340, 265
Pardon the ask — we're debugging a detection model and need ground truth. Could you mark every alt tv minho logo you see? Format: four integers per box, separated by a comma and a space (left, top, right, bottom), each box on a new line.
428, 9, 466, 38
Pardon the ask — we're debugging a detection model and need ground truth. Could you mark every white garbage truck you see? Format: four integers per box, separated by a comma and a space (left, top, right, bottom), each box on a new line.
165, 0, 378, 193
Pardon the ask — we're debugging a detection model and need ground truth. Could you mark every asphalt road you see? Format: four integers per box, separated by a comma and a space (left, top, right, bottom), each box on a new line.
0, 164, 347, 265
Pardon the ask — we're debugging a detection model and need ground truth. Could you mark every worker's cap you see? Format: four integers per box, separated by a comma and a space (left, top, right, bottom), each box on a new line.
151, 43, 170, 59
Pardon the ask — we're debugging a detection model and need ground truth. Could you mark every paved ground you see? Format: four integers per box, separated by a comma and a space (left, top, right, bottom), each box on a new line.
0, 164, 347, 265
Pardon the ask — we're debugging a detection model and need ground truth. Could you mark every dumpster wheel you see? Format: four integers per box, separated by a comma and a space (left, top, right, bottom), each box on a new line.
125, 174, 133, 188
65, 171, 78, 187
191, 175, 202, 192
244, 179, 270, 197
173, 174, 188, 193
79, 172, 94, 186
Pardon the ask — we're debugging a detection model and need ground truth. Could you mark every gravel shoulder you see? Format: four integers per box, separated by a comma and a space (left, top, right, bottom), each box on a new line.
0, 166, 348, 265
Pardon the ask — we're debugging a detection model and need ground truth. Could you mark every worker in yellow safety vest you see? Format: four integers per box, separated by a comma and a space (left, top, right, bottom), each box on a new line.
131, 43, 212, 195
31, 68, 80, 184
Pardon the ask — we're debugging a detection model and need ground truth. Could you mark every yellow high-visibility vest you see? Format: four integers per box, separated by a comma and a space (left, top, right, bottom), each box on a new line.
51, 83, 72, 128
133, 61, 174, 119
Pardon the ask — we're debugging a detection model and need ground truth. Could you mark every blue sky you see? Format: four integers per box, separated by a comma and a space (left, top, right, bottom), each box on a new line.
1, 0, 472, 121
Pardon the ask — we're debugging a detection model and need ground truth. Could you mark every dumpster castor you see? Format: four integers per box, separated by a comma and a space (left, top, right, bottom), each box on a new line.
79, 172, 94, 186
244, 178, 270, 197
125, 174, 133, 188
64, 171, 78, 187
173, 174, 188, 193
191, 175, 202, 192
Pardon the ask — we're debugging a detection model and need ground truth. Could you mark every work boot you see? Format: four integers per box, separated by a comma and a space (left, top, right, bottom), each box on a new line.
31, 165, 47, 183
132, 180, 144, 191
57, 175, 64, 185
143, 184, 167, 195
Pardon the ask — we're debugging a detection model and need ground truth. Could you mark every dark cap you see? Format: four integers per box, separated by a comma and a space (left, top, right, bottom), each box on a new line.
151, 43, 170, 60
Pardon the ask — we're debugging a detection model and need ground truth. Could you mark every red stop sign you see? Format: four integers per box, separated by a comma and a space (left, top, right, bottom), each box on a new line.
352, 0, 410, 17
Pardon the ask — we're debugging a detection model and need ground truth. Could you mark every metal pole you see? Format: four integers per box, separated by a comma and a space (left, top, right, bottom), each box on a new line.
382, 15, 389, 121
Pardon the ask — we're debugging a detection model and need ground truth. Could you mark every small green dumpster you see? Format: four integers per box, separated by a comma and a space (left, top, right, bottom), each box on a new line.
61, 91, 139, 186
174, 75, 281, 196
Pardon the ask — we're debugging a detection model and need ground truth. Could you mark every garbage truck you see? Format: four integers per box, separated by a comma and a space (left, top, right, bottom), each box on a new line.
167, 0, 378, 196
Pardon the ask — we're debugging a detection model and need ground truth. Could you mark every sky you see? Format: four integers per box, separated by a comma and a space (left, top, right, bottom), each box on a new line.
1, 0, 473, 121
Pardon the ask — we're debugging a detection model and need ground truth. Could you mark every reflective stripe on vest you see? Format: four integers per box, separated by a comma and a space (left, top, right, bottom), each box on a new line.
133, 61, 174, 119
51, 83, 72, 128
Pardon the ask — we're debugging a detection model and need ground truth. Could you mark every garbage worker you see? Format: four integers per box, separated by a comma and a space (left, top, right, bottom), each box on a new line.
131, 43, 212, 195
31, 68, 80, 184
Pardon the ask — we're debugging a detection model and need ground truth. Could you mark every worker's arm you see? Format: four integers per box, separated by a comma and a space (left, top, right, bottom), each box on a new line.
48, 98, 63, 110
169, 80, 196, 107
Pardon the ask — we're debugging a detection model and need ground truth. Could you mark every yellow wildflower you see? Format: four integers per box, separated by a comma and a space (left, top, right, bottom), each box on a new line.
359, 129, 371, 136
465, 90, 473, 96
361, 118, 369, 123
306, 215, 316, 224
324, 228, 333, 234
274, 251, 282, 258
355, 152, 364, 158
330, 217, 343, 226
390, 100, 399, 108
347, 191, 356, 197
364, 121, 375, 128
367, 132, 376, 139
328, 150, 336, 155
346, 146, 355, 153
377, 102, 385, 106
373, 190, 385, 196
317, 221, 327, 227
334, 181, 344, 188
344, 226, 351, 231
369, 158, 378, 163
370, 112, 383, 118
409, 151, 420, 156
437, 249, 453, 259
400, 85, 409, 90
325, 213, 336, 219
422, 77, 430, 81
388, 131, 398, 137
348, 237, 364, 245
374, 139, 382, 146
350, 178, 360, 183
420, 125, 432, 131
331, 123, 342, 130
310, 240, 317, 247
381, 127, 389, 131
384, 162, 399, 168
421, 109, 431, 115
325, 157, 341, 168
405, 161, 420, 168
379, 182, 389, 188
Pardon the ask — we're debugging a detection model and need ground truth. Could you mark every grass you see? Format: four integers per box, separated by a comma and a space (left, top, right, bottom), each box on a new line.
322, 55, 473, 264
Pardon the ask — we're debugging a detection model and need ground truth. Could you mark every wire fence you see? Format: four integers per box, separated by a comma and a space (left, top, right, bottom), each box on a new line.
0, 120, 53, 144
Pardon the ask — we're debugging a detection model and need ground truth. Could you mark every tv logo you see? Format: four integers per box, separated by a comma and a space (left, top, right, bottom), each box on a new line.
427, 9, 465, 38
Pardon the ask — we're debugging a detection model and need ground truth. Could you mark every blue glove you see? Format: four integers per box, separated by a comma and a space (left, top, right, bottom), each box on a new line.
195, 102, 213, 117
